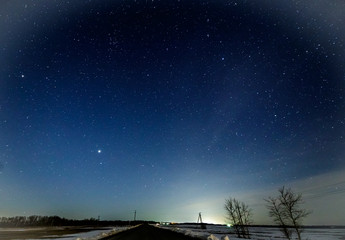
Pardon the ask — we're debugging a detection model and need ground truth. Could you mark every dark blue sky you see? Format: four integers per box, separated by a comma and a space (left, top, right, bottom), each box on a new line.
1, 0, 345, 224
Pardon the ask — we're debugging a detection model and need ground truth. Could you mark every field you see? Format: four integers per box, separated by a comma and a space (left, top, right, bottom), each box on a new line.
0, 226, 125, 240
1, 224, 345, 240
165, 224, 345, 240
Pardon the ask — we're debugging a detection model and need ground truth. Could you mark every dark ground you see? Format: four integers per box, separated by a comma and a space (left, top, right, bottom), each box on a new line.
101, 224, 201, 240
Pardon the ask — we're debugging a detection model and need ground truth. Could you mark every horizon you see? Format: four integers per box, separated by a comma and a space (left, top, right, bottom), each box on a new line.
2, 214, 345, 227
1, 214, 345, 227
1, 0, 344, 226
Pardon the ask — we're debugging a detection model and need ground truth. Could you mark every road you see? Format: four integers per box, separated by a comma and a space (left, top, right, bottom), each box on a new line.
101, 224, 201, 240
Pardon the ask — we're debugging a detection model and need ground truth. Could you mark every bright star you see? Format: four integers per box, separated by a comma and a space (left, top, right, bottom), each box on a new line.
97, 149, 102, 153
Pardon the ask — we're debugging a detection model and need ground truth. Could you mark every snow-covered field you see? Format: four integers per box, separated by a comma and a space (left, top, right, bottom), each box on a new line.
163, 224, 345, 240
30, 227, 128, 240
28, 228, 113, 240
3, 224, 345, 239
0, 226, 129, 240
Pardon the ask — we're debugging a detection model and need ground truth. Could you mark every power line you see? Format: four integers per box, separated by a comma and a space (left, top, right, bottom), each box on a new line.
304, 187, 345, 200
251, 180, 345, 207
298, 180, 345, 194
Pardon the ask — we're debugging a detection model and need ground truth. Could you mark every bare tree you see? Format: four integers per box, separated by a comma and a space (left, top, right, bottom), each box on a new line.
266, 196, 292, 240
225, 198, 252, 238
225, 198, 241, 237
266, 187, 310, 240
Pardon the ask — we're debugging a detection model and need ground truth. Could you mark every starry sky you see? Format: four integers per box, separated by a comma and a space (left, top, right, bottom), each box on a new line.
0, 0, 345, 225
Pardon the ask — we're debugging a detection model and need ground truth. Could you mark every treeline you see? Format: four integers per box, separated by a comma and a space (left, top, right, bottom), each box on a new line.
0, 215, 156, 227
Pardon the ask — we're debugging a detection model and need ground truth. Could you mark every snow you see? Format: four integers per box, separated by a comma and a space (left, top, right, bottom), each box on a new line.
16, 226, 129, 240
6, 224, 345, 239
207, 234, 219, 240
162, 224, 345, 240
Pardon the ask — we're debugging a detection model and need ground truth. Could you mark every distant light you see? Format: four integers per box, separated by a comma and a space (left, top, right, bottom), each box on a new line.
227, 223, 232, 227
21, 74, 25, 78
98, 149, 102, 153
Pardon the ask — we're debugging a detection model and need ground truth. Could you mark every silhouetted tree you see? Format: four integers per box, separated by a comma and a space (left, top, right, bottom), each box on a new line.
225, 198, 252, 238
266, 187, 310, 240
266, 195, 292, 240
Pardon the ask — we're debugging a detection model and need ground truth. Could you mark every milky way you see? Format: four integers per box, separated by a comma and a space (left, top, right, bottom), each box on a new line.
0, 0, 344, 224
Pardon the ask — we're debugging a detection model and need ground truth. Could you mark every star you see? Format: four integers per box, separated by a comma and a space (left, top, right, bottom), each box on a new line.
2, 0, 344, 225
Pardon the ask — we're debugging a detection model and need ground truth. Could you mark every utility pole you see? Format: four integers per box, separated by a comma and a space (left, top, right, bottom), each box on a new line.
134, 210, 136, 221
197, 212, 206, 229
97, 216, 100, 227
197, 212, 203, 223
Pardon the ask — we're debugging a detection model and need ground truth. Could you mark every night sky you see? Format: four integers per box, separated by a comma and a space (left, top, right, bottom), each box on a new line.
1, 0, 345, 225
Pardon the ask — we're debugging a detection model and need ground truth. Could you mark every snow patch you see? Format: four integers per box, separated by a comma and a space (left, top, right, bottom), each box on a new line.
163, 224, 345, 240
221, 236, 230, 240
207, 234, 219, 240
